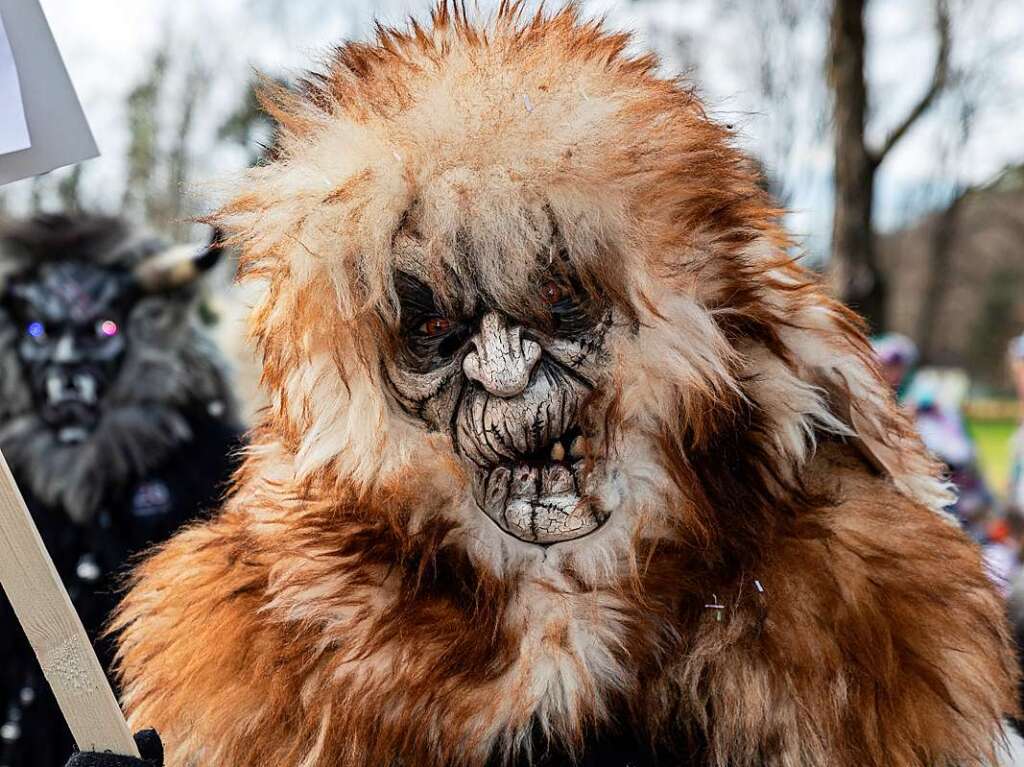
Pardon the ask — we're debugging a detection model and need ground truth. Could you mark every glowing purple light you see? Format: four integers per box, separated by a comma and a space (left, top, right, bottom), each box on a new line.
27, 322, 45, 338
99, 320, 119, 337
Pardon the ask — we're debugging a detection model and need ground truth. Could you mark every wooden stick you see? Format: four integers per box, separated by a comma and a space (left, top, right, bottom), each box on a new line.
0, 448, 139, 758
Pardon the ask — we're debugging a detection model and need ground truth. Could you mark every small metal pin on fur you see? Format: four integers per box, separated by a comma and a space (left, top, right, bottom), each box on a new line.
705, 594, 726, 621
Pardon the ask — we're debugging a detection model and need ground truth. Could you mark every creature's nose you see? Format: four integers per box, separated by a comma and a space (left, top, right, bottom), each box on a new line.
53, 334, 81, 364
463, 312, 541, 398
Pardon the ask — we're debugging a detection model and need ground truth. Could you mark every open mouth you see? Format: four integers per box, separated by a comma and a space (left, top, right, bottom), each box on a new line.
43, 400, 99, 443
37, 369, 104, 441
472, 426, 608, 544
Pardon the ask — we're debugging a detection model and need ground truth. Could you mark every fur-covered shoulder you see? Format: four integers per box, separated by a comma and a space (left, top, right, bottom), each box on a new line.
115, 442, 1016, 767
655, 442, 1015, 766
114, 510, 290, 766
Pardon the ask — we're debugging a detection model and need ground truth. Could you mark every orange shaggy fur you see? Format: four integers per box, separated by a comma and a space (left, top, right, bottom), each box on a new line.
112, 4, 1016, 766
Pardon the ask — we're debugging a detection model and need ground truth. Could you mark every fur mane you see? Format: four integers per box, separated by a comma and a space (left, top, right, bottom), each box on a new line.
112, 6, 1012, 767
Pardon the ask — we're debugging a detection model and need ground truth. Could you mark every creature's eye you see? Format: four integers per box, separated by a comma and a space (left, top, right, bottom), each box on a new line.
418, 317, 454, 337
539, 278, 599, 337
26, 321, 46, 340
96, 319, 119, 339
541, 280, 570, 306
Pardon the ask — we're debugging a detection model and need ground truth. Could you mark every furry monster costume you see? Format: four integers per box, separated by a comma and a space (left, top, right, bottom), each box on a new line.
107, 5, 1014, 766
0, 215, 241, 767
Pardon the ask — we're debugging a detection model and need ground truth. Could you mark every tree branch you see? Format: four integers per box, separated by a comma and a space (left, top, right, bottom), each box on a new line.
869, 0, 952, 167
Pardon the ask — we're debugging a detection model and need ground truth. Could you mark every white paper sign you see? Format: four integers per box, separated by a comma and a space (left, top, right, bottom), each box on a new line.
0, 0, 97, 186
0, 10, 30, 156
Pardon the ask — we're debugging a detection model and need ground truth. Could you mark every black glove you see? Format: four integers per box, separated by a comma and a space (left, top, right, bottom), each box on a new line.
65, 730, 163, 767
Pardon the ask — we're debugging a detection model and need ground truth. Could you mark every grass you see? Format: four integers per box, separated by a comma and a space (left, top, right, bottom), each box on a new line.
966, 417, 1018, 499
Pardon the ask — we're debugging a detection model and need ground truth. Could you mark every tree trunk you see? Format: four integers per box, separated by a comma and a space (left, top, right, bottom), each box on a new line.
916, 188, 966, 359
827, 0, 950, 334
828, 0, 886, 331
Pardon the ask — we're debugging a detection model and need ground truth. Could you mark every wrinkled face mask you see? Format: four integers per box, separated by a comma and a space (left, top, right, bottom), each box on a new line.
385, 268, 614, 545
6, 262, 132, 443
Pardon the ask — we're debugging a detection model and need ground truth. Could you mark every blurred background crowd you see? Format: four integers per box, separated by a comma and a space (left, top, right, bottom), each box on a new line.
1, 0, 1024, 764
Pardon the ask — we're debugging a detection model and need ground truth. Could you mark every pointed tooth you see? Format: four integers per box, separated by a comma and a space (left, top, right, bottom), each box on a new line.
542, 464, 574, 495
570, 435, 587, 459
485, 467, 511, 513
510, 465, 539, 499
550, 441, 565, 461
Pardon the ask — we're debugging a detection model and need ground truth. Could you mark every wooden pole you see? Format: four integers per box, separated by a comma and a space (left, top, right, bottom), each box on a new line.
0, 448, 139, 758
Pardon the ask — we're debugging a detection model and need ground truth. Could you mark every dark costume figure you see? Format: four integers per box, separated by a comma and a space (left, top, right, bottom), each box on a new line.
0, 214, 241, 767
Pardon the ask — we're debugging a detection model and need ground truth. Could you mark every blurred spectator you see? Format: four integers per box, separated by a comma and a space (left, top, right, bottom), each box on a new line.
1003, 334, 1024, 737
1008, 335, 1024, 515
871, 334, 1015, 592
872, 332, 919, 400
907, 376, 994, 529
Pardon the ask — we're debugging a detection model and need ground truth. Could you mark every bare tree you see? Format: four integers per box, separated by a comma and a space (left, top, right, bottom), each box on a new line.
162, 54, 209, 240
27, 176, 45, 214
828, 0, 951, 331
717, 0, 830, 206
122, 47, 169, 221
55, 165, 85, 214
217, 76, 283, 166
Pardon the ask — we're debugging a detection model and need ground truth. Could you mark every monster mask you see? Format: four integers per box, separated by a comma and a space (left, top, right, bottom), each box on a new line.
384, 267, 614, 545
6, 262, 132, 443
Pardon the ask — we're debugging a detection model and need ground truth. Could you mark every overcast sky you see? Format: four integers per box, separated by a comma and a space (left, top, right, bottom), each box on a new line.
9, 0, 1024, 257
